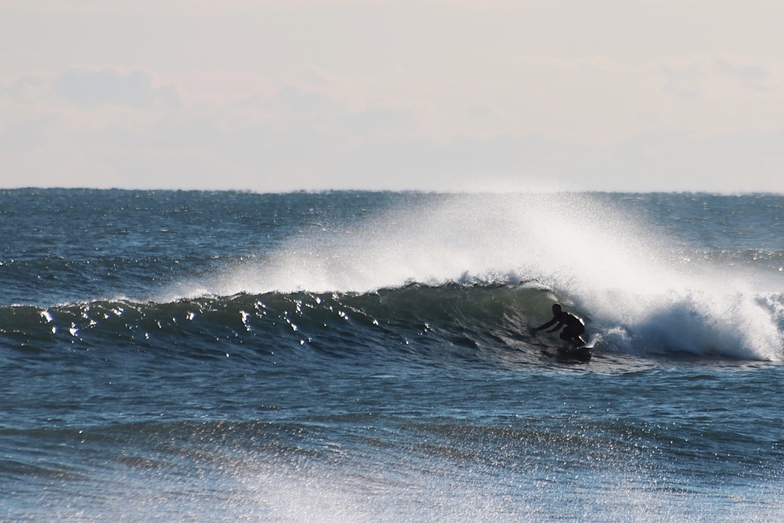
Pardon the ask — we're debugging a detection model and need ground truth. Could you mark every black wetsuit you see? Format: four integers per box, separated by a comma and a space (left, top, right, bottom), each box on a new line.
536, 310, 585, 343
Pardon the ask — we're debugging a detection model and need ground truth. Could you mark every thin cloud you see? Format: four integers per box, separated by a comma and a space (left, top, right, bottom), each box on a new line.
53, 68, 180, 109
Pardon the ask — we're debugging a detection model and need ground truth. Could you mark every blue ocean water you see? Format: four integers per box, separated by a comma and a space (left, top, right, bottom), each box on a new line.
1, 189, 783, 521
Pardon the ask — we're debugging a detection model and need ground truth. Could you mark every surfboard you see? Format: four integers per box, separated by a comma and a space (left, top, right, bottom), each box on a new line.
556, 345, 592, 363
537, 341, 593, 363
530, 331, 595, 364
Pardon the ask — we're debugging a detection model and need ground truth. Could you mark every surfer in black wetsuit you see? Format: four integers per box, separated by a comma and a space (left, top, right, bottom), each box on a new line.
534, 304, 586, 347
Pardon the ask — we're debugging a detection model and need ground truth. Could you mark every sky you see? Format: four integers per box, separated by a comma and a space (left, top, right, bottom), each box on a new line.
1, 0, 783, 193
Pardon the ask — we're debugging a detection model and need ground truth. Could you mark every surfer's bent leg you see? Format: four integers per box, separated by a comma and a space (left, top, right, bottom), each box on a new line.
561, 326, 585, 344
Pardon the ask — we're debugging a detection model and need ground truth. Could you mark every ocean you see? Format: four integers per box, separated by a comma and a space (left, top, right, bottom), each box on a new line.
1, 189, 782, 521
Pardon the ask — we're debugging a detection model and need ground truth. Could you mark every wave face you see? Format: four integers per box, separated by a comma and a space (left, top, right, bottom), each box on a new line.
0, 284, 560, 374
1, 190, 783, 362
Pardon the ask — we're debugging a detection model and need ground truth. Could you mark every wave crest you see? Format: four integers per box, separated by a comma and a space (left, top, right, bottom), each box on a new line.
2, 280, 781, 363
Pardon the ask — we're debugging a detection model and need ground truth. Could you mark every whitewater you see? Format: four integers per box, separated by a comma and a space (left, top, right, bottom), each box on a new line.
1, 189, 783, 521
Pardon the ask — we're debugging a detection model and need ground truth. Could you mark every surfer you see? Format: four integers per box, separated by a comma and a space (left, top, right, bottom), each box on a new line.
534, 304, 587, 347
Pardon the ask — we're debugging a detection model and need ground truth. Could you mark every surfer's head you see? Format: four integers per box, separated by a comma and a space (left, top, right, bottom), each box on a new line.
552, 304, 562, 314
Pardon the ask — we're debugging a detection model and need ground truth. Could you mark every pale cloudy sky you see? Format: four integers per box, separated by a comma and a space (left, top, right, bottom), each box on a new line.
1, 0, 783, 192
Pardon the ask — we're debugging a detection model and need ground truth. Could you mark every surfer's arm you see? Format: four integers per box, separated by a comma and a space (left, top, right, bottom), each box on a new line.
534, 317, 558, 331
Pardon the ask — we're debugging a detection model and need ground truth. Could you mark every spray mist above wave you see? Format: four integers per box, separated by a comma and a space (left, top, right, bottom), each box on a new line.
185, 193, 657, 295
172, 192, 782, 361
